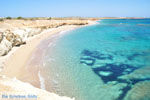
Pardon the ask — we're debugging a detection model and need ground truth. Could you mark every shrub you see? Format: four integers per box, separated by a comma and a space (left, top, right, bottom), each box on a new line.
17, 16, 23, 19
0, 18, 4, 21
6, 16, 12, 19
48, 17, 51, 20
29, 18, 35, 20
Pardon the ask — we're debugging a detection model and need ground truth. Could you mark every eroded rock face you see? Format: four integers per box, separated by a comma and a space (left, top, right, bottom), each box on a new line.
4, 30, 25, 46
0, 30, 27, 56
27, 28, 43, 37
0, 28, 43, 56
13, 34, 25, 46
5, 30, 16, 45
0, 32, 3, 43
0, 20, 90, 56
0, 37, 12, 56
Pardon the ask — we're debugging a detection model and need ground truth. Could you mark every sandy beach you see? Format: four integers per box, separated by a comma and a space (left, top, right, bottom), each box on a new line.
0, 19, 97, 100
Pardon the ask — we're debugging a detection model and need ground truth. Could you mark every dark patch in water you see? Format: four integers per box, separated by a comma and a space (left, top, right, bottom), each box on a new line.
127, 53, 141, 60
127, 52, 147, 60
81, 49, 113, 61
118, 78, 150, 100
121, 36, 136, 41
118, 85, 131, 100
92, 64, 137, 83
80, 49, 150, 100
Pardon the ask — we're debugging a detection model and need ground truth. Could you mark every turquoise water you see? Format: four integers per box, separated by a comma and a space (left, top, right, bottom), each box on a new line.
30, 19, 150, 100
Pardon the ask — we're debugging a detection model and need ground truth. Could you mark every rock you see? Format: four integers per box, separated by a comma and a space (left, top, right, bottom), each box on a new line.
13, 34, 25, 46
0, 20, 90, 57
12, 29, 28, 44
0, 37, 12, 56
4, 30, 25, 46
5, 30, 16, 43
0, 61, 4, 72
124, 81, 150, 100
27, 28, 42, 37
0, 28, 42, 56
0, 32, 3, 43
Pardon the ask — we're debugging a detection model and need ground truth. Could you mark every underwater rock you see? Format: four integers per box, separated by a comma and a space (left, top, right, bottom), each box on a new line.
81, 49, 113, 60
119, 66, 150, 80
92, 63, 137, 83
96, 83, 127, 100
124, 81, 150, 100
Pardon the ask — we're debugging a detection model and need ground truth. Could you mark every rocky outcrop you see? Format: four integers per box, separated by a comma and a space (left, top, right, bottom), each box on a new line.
0, 19, 90, 56
0, 28, 44, 56
0, 30, 26, 56
4, 30, 25, 46
26, 28, 43, 37
0, 36, 12, 56
0, 32, 3, 43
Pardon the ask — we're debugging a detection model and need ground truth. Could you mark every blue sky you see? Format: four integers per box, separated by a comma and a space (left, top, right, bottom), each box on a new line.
0, 0, 150, 17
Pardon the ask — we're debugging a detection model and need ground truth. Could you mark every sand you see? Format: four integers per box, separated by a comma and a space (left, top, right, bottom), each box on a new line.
0, 20, 97, 99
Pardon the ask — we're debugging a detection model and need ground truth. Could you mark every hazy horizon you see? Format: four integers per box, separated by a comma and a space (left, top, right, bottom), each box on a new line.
0, 0, 150, 18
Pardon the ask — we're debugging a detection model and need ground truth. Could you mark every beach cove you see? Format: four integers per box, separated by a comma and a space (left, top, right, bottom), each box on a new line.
0, 18, 150, 100
0, 18, 97, 100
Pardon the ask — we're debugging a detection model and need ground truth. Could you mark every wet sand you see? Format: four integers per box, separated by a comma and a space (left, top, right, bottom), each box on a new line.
0, 20, 97, 99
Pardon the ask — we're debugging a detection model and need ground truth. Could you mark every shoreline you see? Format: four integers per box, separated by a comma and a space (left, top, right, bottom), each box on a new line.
0, 20, 98, 99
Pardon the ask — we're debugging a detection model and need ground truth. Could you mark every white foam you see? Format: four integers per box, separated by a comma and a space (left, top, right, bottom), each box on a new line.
42, 62, 46, 67
52, 79, 58, 85
38, 71, 46, 90
48, 43, 53, 47
59, 30, 68, 34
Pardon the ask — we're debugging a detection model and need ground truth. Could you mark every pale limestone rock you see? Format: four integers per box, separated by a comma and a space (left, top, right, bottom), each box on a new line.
0, 32, 3, 43
0, 28, 43, 56
0, 37, 12, 56
4, 30, 25, 46
12, 29, 28, 42
27, 28, 42, 37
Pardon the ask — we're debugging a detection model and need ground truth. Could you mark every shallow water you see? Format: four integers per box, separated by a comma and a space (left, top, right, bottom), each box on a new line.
28, 19, 150, 100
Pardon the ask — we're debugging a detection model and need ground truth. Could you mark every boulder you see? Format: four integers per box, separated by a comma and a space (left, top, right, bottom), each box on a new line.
12, 29, 28, 42
0, 37, 12, 56
4, 30, 25, 46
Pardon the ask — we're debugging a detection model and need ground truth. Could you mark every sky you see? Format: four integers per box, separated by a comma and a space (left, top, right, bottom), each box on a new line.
0, 0, 150, 17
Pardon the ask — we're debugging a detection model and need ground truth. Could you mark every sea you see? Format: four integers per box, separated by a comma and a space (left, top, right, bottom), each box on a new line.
27, 19, 150, 100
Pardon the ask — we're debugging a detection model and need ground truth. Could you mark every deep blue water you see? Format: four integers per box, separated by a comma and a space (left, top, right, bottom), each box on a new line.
31, 19, 150, 100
